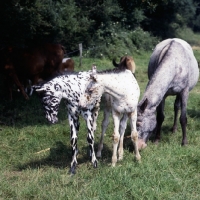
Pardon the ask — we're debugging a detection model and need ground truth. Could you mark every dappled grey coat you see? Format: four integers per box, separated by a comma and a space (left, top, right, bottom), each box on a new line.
137, 38, 199, 149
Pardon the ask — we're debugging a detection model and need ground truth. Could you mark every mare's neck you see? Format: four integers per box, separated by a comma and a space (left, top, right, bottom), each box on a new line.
142, 63, 175, 109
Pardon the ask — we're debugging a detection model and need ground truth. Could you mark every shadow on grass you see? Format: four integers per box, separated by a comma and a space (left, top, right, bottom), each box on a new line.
17, 141, 113, 171
124, 123, 176, 152
188, 109, 200, 119
0, 93, 67, 128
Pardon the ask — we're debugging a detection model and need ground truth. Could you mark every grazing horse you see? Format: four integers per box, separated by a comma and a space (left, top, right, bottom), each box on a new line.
61, 58, 75, 72
137, 38, 199, 149
33, 71, 100, 174
79, 66, 141, 167
1, 44, 65, 100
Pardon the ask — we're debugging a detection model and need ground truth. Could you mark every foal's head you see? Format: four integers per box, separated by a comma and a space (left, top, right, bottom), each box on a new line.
33, 81, 63, 124
79, 66, 103, 109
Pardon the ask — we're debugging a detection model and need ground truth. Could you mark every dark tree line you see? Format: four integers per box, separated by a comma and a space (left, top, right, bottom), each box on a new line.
0, 0, 199, 53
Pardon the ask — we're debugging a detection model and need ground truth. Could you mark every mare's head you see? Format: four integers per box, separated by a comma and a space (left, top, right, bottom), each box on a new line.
137, 98, 157, 149
79, 65, 103, 109
33, 81, 63, 124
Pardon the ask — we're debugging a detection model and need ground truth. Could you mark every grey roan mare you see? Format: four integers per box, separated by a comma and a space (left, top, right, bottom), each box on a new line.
137, 38, 199, 149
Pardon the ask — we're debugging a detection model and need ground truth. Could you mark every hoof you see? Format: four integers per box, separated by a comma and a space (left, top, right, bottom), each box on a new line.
170, 126, 177, 133
69, 168, 76, 175
154, 139, 160, 145
136, 158, 142, 163
138, 139, 147, 150
181, 140, 188, 146
118, 156, 123, 161
136, 155, 141, 161
93, 160, 98, 168
96, 151, 102, 158
111, 163, 116, 167
69, 162, 77, 175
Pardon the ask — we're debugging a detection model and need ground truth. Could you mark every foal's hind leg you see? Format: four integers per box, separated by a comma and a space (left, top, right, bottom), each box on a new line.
118, 114, 128, 161
129, 110, 141, 161
97, 94, 112, 157
83, 111, 98, 168
180, 89, 189, 146
171, 95, 181, 133
97, 105, 111, 157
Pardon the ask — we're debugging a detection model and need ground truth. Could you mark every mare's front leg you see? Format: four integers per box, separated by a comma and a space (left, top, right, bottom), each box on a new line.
118, 114, 128, 161
112, 110, 121, 167
82, 110, 98, 168
180, 89, 189, 146
171, 95, 181, 133
155, 99, 165, 143
68, 110, 80, 174
129, 110, 141, 161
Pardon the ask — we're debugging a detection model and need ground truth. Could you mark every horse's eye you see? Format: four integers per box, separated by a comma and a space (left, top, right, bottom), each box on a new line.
86, 88, 93, 94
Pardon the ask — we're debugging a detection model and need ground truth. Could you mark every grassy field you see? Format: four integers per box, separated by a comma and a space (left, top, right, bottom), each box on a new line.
0, 48, 200, 200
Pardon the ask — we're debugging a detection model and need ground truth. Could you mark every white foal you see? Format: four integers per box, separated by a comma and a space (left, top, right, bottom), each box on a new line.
80, 66, 141, 166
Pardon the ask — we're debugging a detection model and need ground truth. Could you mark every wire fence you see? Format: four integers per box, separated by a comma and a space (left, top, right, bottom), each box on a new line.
63, 43, 106, 66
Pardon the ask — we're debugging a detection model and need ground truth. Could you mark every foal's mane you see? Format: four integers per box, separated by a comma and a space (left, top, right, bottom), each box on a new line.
97, 68, 126, 75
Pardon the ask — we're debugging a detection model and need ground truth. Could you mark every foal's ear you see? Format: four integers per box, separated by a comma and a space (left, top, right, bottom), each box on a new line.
32, 85, 46, 93
140, 98, 148, 113
91, 64, 97, 73
90, 74, 97, 81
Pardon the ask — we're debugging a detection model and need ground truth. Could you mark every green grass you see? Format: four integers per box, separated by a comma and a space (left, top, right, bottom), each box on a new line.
0, 49, 200, 200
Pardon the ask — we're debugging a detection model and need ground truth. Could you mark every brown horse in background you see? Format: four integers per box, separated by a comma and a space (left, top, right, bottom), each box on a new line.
1, 44, 65, 100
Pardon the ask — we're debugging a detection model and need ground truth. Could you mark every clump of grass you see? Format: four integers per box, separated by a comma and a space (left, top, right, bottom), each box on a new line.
176, 27, 200, 46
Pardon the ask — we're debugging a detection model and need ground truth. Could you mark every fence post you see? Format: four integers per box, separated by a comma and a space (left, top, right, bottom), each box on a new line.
79, 43, 82, 67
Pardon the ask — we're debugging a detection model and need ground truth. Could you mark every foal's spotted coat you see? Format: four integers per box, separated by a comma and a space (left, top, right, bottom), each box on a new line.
33, 71, 99, 174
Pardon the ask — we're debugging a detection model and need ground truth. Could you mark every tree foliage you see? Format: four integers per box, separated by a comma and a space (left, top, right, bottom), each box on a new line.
0, 0, 199, 53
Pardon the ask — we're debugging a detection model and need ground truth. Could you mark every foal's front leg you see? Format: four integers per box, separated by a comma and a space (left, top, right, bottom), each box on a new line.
129, 110, 141, 161
68, 111, 80, 174
118, 114, 128, 161
83, 110, 98, 168
112, 110, 121, 167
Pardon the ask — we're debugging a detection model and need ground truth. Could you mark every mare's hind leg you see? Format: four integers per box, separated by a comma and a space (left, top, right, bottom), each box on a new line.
171, 95, 181, 133
118, 114, 128, 161
129, 110, 141, 161
155, 99, 165, 143
180, 89, 189, 146
97, 105, 111, 157
68, 112, 80, 174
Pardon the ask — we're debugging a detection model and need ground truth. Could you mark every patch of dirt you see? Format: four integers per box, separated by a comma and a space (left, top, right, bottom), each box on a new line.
192, 46, 200, 50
